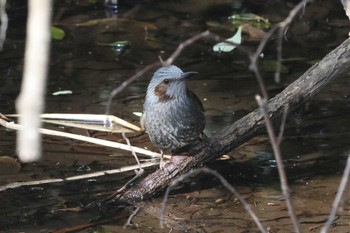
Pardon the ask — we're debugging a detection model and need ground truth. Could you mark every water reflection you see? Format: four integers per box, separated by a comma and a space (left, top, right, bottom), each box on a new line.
0, 0, 350, 232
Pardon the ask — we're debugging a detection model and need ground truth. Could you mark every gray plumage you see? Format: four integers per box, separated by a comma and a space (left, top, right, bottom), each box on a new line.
142, 65, 205, 153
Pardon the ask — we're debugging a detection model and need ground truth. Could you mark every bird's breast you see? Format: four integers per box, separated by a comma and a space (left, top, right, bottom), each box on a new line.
143, 95, 204, 150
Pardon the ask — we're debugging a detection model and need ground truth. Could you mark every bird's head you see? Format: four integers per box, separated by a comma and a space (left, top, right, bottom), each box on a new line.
147, 65, 197, 101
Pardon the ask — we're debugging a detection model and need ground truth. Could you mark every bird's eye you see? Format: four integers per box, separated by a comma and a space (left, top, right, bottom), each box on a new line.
163, 79, 170, 84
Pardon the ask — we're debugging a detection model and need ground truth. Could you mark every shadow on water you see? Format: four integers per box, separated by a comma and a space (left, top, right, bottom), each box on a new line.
1, 0, 350, 232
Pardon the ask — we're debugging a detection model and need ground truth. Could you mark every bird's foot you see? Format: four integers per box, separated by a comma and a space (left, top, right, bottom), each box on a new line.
159, 159, 166, 170
158, 150, 166, 170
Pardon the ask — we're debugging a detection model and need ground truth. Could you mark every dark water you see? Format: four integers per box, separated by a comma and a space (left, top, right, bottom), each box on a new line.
0, 0, 350, 232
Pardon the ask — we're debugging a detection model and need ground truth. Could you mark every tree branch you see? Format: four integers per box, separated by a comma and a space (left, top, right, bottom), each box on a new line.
120, 37, 350, 203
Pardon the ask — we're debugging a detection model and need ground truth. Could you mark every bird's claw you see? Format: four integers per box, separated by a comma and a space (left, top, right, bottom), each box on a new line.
159, 159, 165, 170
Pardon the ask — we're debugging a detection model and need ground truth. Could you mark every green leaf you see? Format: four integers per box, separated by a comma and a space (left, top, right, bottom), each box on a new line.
228, 13, 271, 29
51, 26, 65, 40
213, 25, 242, 52
97, 40, 130, 55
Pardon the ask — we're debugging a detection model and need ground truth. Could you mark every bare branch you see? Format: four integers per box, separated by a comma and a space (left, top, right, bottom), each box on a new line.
105, 62, 161, 115
162, 31, 211, 66
123, 207, 141, 229
105, 31, 214, 115
249, 0, 312, 99
0, 117, 164, 158
0, 161, 157, 192
277, 104, 289, 145
321, 153, 350, 233
160, 167, 267, 233
248, 3, 315, 230
122, 132, 143, 169
255, 95, 300, 233
121, 36, 350, 203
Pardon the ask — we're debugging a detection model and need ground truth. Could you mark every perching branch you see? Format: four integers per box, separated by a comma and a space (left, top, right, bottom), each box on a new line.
120, 36, 350, 203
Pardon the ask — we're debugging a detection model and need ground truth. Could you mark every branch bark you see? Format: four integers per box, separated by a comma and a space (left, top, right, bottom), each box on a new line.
120, 37, 350, 203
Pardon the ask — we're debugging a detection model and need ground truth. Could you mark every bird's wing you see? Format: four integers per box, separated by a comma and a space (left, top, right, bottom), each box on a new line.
186, 89, 205, 112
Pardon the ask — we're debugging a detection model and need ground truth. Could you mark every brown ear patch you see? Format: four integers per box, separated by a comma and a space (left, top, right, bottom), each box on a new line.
155, 83, 172, 101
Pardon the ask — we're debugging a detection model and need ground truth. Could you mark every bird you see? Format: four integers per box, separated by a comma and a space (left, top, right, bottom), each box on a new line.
141, 65, 205, 169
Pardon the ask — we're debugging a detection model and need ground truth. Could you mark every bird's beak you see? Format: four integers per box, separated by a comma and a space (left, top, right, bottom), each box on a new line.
181, 71, 198, 79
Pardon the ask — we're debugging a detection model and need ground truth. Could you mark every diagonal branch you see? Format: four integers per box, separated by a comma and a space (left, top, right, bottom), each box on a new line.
120, 37, 350, 203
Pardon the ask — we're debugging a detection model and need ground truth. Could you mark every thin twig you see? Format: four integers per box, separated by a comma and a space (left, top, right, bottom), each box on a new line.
0, 117, 167, 159
105, 62, 161, 115
109, 132, 145, 194
247, 2, 312, 232
274, 27, 283, 83
6, 113, 142, 132
162, 31, 211, 66
320, 153, 350, 233
105, 31, 213, 115
277, 104, 289, 145
103, 168, 145, 203
123, 207, 141, 229
117, 168, 143, 191
160, 167, 267, 233
250, 0, 312, 99
256, 95, 300, 233
0, 161, 157, 192
251, 0, 312, 68
275, 1, 310, 83
122, 132, 143, 169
